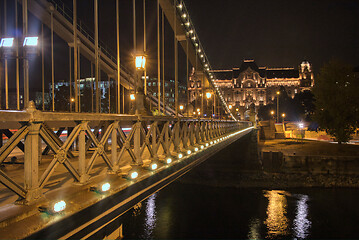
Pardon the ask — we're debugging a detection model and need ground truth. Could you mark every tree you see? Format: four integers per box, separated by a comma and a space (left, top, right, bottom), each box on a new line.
313, 60, 359, 143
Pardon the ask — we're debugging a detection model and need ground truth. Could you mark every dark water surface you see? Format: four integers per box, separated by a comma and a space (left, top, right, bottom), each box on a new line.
122, 133, 359, 239
123, 184, 359, 239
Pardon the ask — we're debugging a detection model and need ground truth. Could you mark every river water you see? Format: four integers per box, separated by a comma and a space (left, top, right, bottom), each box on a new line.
123, 183, 359, 239
122, 133, 359, 239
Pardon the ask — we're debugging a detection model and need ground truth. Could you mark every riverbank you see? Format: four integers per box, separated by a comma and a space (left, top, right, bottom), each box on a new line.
179, 135, 359, 188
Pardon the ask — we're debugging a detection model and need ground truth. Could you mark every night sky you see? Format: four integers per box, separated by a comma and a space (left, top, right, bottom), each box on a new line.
185, 0, 359, 71
1, 0, 359, 90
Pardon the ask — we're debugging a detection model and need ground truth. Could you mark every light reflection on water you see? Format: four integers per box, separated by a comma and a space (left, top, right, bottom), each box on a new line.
293, 194, 311, 239
142, 193, 157, 239
264, 190, 290, 238
248, 218, 261, 240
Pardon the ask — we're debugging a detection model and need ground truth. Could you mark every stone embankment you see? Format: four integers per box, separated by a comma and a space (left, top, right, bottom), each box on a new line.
180, 132, 359, 188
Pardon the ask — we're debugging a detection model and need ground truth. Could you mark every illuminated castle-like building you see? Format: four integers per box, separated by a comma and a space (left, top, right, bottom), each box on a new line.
190, 60, 314, 119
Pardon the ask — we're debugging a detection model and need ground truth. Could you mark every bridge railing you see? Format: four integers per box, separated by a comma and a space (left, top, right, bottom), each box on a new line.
0, 103, 251, 204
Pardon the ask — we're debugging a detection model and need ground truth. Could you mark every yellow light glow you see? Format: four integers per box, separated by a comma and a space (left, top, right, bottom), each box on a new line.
135, 55, 146, 69
179, 105, 184, 110
229, 105, 232, 109
197, 108, 200, 112
276, 91, 280, 95
206, 92, 212, 99
282, 113, 286, 117
236, 108, 239, 112
270, 110, 275, 115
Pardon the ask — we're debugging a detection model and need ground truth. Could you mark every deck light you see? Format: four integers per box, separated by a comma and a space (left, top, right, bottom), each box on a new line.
194, 147, 198, 152
182, 13, 187, 18
210, 141, 213, 145
53, 200, 66, 213
130, 171, 138, 179
130, 94, 135, 100
166, 158, 172, 164
201, 145, 204, 149
151, 163, 158, 170
205, 143, 209, 147
178, 153, 183, 159
187, 150, 191, 155
101, 183, 111, 192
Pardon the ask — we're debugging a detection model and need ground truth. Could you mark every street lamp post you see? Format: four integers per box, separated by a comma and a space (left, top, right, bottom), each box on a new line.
134, 55, 148, 115
276, 91, 280, 122
206, 91, 212, 118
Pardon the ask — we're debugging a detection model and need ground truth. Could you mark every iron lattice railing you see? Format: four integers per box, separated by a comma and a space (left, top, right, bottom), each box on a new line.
0, 102, 251, 203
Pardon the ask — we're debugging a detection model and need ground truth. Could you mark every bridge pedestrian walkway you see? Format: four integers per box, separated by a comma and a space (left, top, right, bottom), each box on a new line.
0, 103, 253, 238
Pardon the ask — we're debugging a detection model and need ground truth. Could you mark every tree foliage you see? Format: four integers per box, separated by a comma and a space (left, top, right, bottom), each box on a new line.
313, 60, 359, 143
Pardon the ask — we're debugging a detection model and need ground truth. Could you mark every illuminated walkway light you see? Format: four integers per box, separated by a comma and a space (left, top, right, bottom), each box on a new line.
151, 163, 158, 170
205, 143, 209, 147
201, 145, 204, 149
53, 200, 66, 213
130, 171, 138, 179
194, 147, 198, 152
166, 158, 172, 164
101, 183, 111, 192
178, 153, 183, 159
187, 150, 192, 155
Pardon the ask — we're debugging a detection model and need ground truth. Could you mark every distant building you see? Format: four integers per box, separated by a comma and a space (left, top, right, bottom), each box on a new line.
189, 60, 314, 119
145, 76, 187, 109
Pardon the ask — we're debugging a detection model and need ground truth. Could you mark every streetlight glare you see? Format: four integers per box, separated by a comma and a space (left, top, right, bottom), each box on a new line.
135, 55, 146, 69
229, 105, 232, 109
179, 105, 184, 110
276, 91, 280, 95
206, 92, 211, 99
23, 37, 38, 46
0, 38, 14, 47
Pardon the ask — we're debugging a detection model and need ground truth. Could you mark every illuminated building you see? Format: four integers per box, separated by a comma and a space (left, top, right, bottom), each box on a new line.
190, 60, 314, 119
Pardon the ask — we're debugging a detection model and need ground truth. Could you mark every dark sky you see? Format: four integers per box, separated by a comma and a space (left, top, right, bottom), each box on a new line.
184, 0, 359, 72
1, 0, 359, 91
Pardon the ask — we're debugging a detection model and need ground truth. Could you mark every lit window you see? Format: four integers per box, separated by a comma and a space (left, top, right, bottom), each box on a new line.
148, 82, 151, 86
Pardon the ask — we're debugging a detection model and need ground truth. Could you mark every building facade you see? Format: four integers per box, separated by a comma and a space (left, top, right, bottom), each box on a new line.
194, 60, 314, 119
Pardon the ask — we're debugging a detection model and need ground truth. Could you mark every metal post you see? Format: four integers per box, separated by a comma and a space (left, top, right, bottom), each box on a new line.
143, 0, 147, 96
108, 75, 111, 112
24, 121, 41, 202
95, 0, 99, 113
201, 72, 204, 117
78, 45, 81, 112
116, 0, 121, 114
51, 9, 55, 111
276, 93, 279, 123
111, 122, 118, 167
162, 10, 165, 114
23, 0, 29, 108
41, 25, 45, 111
133, 0, 137, 101
122, 85, 125, 114
152, 122, 158, 160
134, 122, 142, 164
91, 63, 94, 112
186, 39, 189, 117
15, 0, 20, 110
73, 0, 78, 112
69, 46, 72, 112
4, 0, 8, 109
174, 0, 178, 116
157, 0, 161, 112
79, 123, 87, 183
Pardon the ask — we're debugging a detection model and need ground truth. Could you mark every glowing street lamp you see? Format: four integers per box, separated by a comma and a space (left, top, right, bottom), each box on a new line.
179, 105, 184, 110
282, 113, 286, 123
206, 92, 211, 99
0, 38, 14, 48
23, 36, 39, 47
130, 94, 135, 101
135, 55, 146, 69
229, 104, 233, 110
133, 54, 148, 115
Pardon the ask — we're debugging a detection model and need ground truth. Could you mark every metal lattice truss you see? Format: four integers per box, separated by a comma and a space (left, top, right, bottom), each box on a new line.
0, 106, 250, 203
